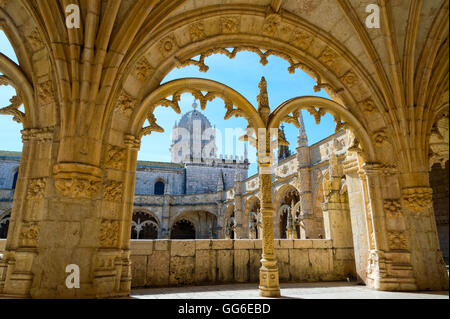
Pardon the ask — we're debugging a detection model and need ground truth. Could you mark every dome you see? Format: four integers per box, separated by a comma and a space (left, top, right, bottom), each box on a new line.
171, 103, 218, 163
176, 109, 212, 133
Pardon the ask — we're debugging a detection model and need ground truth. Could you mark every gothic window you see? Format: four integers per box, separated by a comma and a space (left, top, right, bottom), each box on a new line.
170, 219, 196, 239
0, 214, 10, 239
131, 211, 159, 239
12, 169, 18, 190
154, 181, 165, 195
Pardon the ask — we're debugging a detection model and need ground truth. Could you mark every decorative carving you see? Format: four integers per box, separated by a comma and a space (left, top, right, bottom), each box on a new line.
429, 114, 449, 169
19, 222, 40, 247
134, 57, 153, 81
189, 22, 206, 42
373, 129, 389, 145
37, 80, 54, 104
140, 113, 164, 138
263, 13, 281, 36
55, 178, 101, 199
0, 94, 25, 124
99, 220, 119, 247
27, 28, 44, 50
104, 145, 126, 170
27, 178, 47, 200
220, 17, 240, 33
178, 46, 318, 78
361, 98, 376, 112
388, 231, 408, 250
290, 29, 313, 49
21, 126, 54, 143
159, 34, 177, 57
334, 117, 346, 133
53, 164, 102, 199
116, 91, 135, 114
103, 180, 124, 202
124, 134, 141, 151
402, 187, 433, 212
319, 47, 339, 67
340, 70, 359, 87
306, 107, 326, 124
384, 199, 402, 217
313, 81, 344, 99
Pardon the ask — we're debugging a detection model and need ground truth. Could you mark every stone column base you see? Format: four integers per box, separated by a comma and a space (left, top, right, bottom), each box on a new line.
259, 267, 280, 297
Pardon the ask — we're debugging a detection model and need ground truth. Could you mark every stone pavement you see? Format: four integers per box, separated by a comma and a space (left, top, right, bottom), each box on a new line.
131, 282, 449, 299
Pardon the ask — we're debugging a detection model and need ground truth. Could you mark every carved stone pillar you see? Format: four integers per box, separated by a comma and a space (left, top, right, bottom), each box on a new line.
361, 162, 424, 291
1, 127, 54, 298
342, 154, 370, 282
322, 153, 353, 248
295, 145, 315, 238
258, 163, 280, 297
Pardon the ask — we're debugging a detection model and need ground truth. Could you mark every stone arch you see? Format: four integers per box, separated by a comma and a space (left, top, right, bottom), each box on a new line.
131, 210, 159, 240
170, 219, 196, 240
170, 210, 217, 239
119, 4, 388, 122
274, 184, 300, 239
127, 77, 264, 141
269, 96, 377, 162
244, 195, 260, 239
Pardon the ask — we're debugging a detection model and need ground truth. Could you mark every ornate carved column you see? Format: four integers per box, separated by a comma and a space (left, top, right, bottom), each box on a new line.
1, 127, 54, 298
361, 162, 419, 291
258, 165, 280, 297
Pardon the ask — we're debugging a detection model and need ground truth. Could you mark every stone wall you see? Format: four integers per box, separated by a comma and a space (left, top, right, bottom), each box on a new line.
129, 239, 356, 288
430, 162, 449, 264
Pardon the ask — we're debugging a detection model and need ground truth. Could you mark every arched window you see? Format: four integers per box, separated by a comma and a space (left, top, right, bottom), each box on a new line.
0, 214, 10, 239
170, 219, 196, 239
12, 169, 19, 190
131, 211, 159, 240
154, 181, 165, 195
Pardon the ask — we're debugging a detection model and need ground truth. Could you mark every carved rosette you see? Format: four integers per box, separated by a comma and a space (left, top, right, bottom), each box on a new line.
401, 187, 433, 212
319, 47, 338, 67
388, 231, 408, 250
159, 34, 178, 57
19, 222, 40, 247
340, 70, 359, 87
53, 163, 102, 199
99, 220, 119, 248
26, 178, 47, 200
103, 180, 124, 203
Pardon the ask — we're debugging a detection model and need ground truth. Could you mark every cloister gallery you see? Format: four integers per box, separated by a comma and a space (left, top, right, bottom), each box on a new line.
0, 0, 448, 299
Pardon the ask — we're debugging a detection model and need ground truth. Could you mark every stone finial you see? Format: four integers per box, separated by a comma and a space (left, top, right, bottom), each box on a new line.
257, 76, 270, 122
297, 110, 308, 147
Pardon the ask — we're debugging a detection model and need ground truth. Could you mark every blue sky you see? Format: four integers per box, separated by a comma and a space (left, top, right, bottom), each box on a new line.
1, 31, 336, 176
